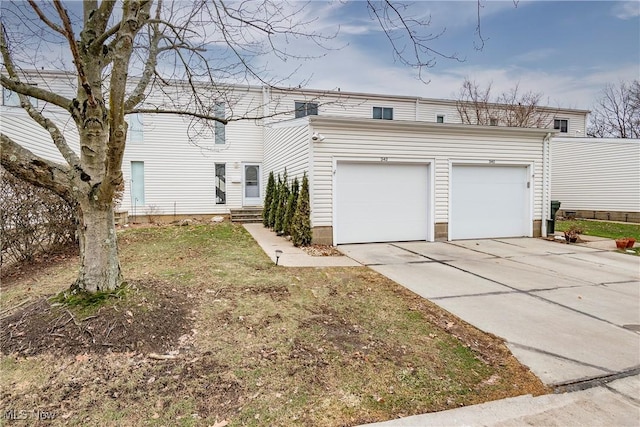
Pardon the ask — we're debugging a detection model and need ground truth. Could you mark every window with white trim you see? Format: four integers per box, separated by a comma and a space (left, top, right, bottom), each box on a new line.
554, 119, 568, 133
214, 102, 226, 145
294, 101, 318, 118
128, 113, 144, 143
373, 106, 393, 120
436, 114, 445, 123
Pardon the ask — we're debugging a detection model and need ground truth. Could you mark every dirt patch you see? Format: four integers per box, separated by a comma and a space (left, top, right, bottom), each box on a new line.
302, 244, 343, 256
0, 280, 192, 357
0, 244, 78, 290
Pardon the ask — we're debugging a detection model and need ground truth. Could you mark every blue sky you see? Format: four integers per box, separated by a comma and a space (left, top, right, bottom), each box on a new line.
270, 0, 639, 110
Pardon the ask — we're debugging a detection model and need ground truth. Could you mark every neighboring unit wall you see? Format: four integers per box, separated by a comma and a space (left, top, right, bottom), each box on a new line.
551, 137, 640, 221
263, 119, 310, 182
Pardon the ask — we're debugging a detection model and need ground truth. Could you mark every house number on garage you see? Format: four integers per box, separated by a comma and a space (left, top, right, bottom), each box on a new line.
380, 157, 389, 162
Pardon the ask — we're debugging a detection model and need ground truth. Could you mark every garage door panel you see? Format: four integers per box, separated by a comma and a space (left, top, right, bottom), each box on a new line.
451, 165, 530, 240
336, 162, 429, 244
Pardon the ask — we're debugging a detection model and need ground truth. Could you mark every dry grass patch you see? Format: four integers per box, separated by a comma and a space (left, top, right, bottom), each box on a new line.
1, 222, 548, 426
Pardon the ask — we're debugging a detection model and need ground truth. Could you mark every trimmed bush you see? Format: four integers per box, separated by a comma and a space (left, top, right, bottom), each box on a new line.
274, 170, 289, 235
283, 177, 299, 236
268, 174, 281, 229
263, 171, 275, 227
291, 173, 312, 247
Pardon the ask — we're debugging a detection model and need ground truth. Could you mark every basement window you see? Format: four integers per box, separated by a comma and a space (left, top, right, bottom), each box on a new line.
373, 107, 393, 120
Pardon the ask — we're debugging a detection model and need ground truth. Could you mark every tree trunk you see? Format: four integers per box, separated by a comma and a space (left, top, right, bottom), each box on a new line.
74, 201, 122, 292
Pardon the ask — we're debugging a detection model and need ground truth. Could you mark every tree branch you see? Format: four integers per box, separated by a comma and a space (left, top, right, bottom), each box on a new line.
52, 0, 96, 107
27, 0, 65, 35
124, 0, 163, 111
1, 134, 75, 205
1, 24, 80, 169
127, 107, 228, 124
0, 75, 72, 111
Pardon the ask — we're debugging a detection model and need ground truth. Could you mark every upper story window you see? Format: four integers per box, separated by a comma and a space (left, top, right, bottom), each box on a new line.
214, 102, 226, 145
490, 118, 499, 126
2, 86, 38, 108
128, 113, 144, 143
373, 106, 393, 120
554, 119, 568, 133
294, 101, 318, 118
436, 114, 445, 123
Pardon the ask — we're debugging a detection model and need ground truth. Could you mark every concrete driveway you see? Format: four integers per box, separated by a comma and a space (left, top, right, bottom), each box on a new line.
339, 238, 640, 387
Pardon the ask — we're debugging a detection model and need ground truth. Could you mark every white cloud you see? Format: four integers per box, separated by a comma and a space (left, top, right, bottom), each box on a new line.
612, 1, 640, 19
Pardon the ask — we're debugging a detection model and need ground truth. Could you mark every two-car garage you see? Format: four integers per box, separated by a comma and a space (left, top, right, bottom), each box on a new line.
333, 160, 532, 244
268, 116, 549, 245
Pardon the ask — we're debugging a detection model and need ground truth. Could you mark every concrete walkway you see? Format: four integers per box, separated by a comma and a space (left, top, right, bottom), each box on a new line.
362, 373, 640, 427
243, 223, 360, 267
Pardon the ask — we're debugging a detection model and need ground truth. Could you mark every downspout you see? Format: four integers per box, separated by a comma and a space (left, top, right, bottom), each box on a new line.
542, 132, 552, 238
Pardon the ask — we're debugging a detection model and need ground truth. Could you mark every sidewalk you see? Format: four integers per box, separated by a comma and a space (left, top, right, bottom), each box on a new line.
361, 374, 640, 427
243, 223, 360, 267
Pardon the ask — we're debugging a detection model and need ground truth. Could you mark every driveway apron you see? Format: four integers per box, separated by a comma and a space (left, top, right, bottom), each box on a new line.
339, 238, 640, 386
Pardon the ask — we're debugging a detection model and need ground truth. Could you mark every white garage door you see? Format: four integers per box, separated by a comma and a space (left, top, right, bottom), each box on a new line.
335, 162, 429, 244
450, 165, 530, 240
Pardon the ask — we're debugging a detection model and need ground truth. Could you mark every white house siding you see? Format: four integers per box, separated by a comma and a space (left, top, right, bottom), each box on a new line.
121, 96, 265, 215
0, 107, 80, 163
551, 137, 640, 219
417, 101, 462, 124
263, 119, 310, 183
307, 117, 548, 242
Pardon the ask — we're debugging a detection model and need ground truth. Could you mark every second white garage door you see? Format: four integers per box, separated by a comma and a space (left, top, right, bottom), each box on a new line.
450, 165, 531, 240
335, 162, 429, 244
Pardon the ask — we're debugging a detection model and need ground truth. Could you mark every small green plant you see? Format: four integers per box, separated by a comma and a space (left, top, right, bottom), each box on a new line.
263, 171, 276, 227
291, 172, 312, 247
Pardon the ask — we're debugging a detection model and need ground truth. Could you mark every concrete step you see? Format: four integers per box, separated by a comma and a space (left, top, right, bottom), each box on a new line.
230, 208, 263, 223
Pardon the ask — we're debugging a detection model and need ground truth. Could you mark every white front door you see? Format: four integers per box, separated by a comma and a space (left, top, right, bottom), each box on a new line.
243, 164, 262, 206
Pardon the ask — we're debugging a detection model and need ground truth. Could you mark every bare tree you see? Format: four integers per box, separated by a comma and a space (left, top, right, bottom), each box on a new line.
0, 0, 468, 293
588, 80, 640, 138
456, 78, 552, 128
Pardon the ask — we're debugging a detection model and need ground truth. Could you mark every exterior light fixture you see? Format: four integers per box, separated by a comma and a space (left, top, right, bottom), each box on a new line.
311, 132, 325, 142
275, 249, 283, 265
